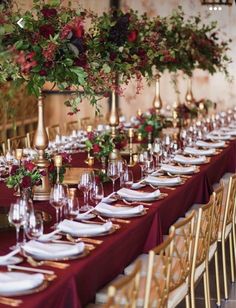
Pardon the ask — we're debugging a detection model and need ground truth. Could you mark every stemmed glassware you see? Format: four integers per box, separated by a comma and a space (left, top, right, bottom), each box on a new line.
66, 188, 79, 220
107, 161, 119, 192
117, 159, 128, 188
50, 184, 67, 227
122, 170, 134, 188
8, 202, 27, 249
78, 171, 94, 211
90, 182, 104, 207
25, 212, 44, 240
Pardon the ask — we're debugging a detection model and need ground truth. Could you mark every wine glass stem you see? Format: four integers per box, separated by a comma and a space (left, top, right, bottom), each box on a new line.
23, 227, 26, 244
85, 191, 89, 207
16, 226, 20, 247
112, 180, 115, 192
56, 209, 59, 225
140, 166, 144, 180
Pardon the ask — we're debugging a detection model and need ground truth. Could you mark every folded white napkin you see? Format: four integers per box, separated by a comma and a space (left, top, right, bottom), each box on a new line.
0, 248, 20, 263
23, 240, 84, 258
96, 202, 143, 215
37, 230, 60, 242
117, 187, 160, 200
196, 140, 225, 148
184, 147, 215, 156
161, 164, 196, 174
220, 128, 236, 136
0, 272, 44, 294
173, 154, 206, 165
206, 134, 231, 141
145, 175, 181, 186
58, 219, 112, 236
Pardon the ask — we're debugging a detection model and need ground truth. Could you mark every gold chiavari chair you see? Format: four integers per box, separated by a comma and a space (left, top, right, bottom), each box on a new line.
104, 260, 142, 308
206, 185, 224, 306
46, 124, 60, 141
217, 174, 236, 300
190, 197, 214, 308
124, 211, 195, 308
26, 131, 35, 148
64, 120, 78, 135
7, 135, 27, 153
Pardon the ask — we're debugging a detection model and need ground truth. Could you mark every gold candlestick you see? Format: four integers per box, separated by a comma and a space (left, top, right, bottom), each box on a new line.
15, 148, 23, 161
54, 155, 62, 184
147, 132, 152, 150
153, 73, 163, 115
33, 93, 51, 201
185, 76, 195, 107
109, 91, 119, 138
137, 109, 142, 117
137, 132, 142, 142
87, 156, 94, 167
128, 128, 134, 166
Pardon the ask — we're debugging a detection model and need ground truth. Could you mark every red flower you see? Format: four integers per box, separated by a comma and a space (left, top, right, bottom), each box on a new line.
60, 24, 72, 40
39, 24, 55, 39
71, 17, 84, 38
74, 54, 87, 68
93, 144, 101, 153
109, 52, 117, 61
44, 61, 53, 68
40, 170, 47, 177
87, 132, 95, 140
10, 165, 19, 175
21, 175, 32, 189
42, 42, 57, 61
145, 125, 153, 133
39, 69, 47, 76
24, 161, 36, 172
41, 7, 57, 19
48, 163, 55, 173
128, 30, 138, 42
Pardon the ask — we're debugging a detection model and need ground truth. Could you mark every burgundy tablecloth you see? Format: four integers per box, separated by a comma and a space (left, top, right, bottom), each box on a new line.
0, 141, 235, 308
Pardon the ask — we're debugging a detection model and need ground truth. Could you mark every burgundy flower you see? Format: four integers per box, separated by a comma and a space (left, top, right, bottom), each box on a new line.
109, 52, 117, 61
41, 7, 57, 19
44, 61, 53, 68
74, 54, 87, 68
24, 161, 36, 172
10, 165, 19, 175
93, 144, 101, 153
39, 24, 55, 39
60, 24, 72, 40
40, 170, 47, 177
87, 132, 95, 140
39, 69, 47, 76
71, 17, 84, 38
128, 30, 138, 42
48, 163, 55, 173
42, 42, 57, 61
145, 125, 153, 133
21, 175, 32, 189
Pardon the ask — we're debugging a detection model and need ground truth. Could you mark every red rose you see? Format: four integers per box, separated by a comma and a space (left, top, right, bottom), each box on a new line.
128, 30, 138, 42
10, 165, 19, 175
39, 24, 55, 39
45, 61, 53, 68
93, 144, 101, 153
24, 161, 36, 172
41, 7, 57, 19
21, 175, 32, 189
145, 125, 153, 133
40, 170, 47, 177
87, 132, 95, 140
39, 69, 47, 76
109, 52, 117, 61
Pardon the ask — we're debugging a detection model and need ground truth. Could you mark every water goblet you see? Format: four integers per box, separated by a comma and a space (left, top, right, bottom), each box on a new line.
107, 161, 119, 192
8, 202, 27, 249
50, 184, 67, 227
78, 171, 93, 211
90, 182, 104, 207
25, 212, 44, 240
122, 170, 134, 188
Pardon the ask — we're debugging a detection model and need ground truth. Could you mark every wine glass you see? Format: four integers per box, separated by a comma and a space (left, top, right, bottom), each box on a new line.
25, 212, 44, 240
117, 159, 128, 187
50, 184, 67, 227
90, 182, 104, 207
137, 152, 146, 180
78, 171, 93, 211
8, 202, 27, 249
107, 161, 119, 192
122, 170, 134, 188
66, 189, 80, 220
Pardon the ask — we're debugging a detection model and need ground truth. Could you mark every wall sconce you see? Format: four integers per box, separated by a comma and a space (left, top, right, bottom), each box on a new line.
201, 0, 233, 10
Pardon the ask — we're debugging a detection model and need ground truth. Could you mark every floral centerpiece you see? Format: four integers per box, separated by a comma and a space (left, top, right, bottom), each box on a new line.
6, 161, 45, 194
137, 108, 165, 140
47, 152, 71, 184
0, 0, 113, 113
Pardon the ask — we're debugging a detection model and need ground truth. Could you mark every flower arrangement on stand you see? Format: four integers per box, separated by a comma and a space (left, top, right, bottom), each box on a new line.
47, 152, 71, 185
6, 161, 45, 196
137, 108, 166, 141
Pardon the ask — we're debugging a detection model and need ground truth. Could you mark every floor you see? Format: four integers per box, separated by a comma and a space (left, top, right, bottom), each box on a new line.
177, 241, 236, 308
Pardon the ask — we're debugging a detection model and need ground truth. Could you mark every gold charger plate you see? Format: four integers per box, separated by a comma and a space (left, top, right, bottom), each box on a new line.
24, 247, 90, 261
0, 279, 48, 297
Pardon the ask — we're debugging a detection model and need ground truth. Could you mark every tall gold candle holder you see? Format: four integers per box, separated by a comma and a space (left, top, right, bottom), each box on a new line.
54, 154, 62, 184
147, 132, 152, 150
185, 76, 195, 107
33, 93, 51, 201
128, 128, 134, 166
15, 148, 23, 196
109, 91, 119, 138
85, 126, 92, 164
152, 73, 163, 115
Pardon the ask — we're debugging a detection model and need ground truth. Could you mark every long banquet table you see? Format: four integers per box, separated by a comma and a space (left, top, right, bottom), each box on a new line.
0, 140, 236, 307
